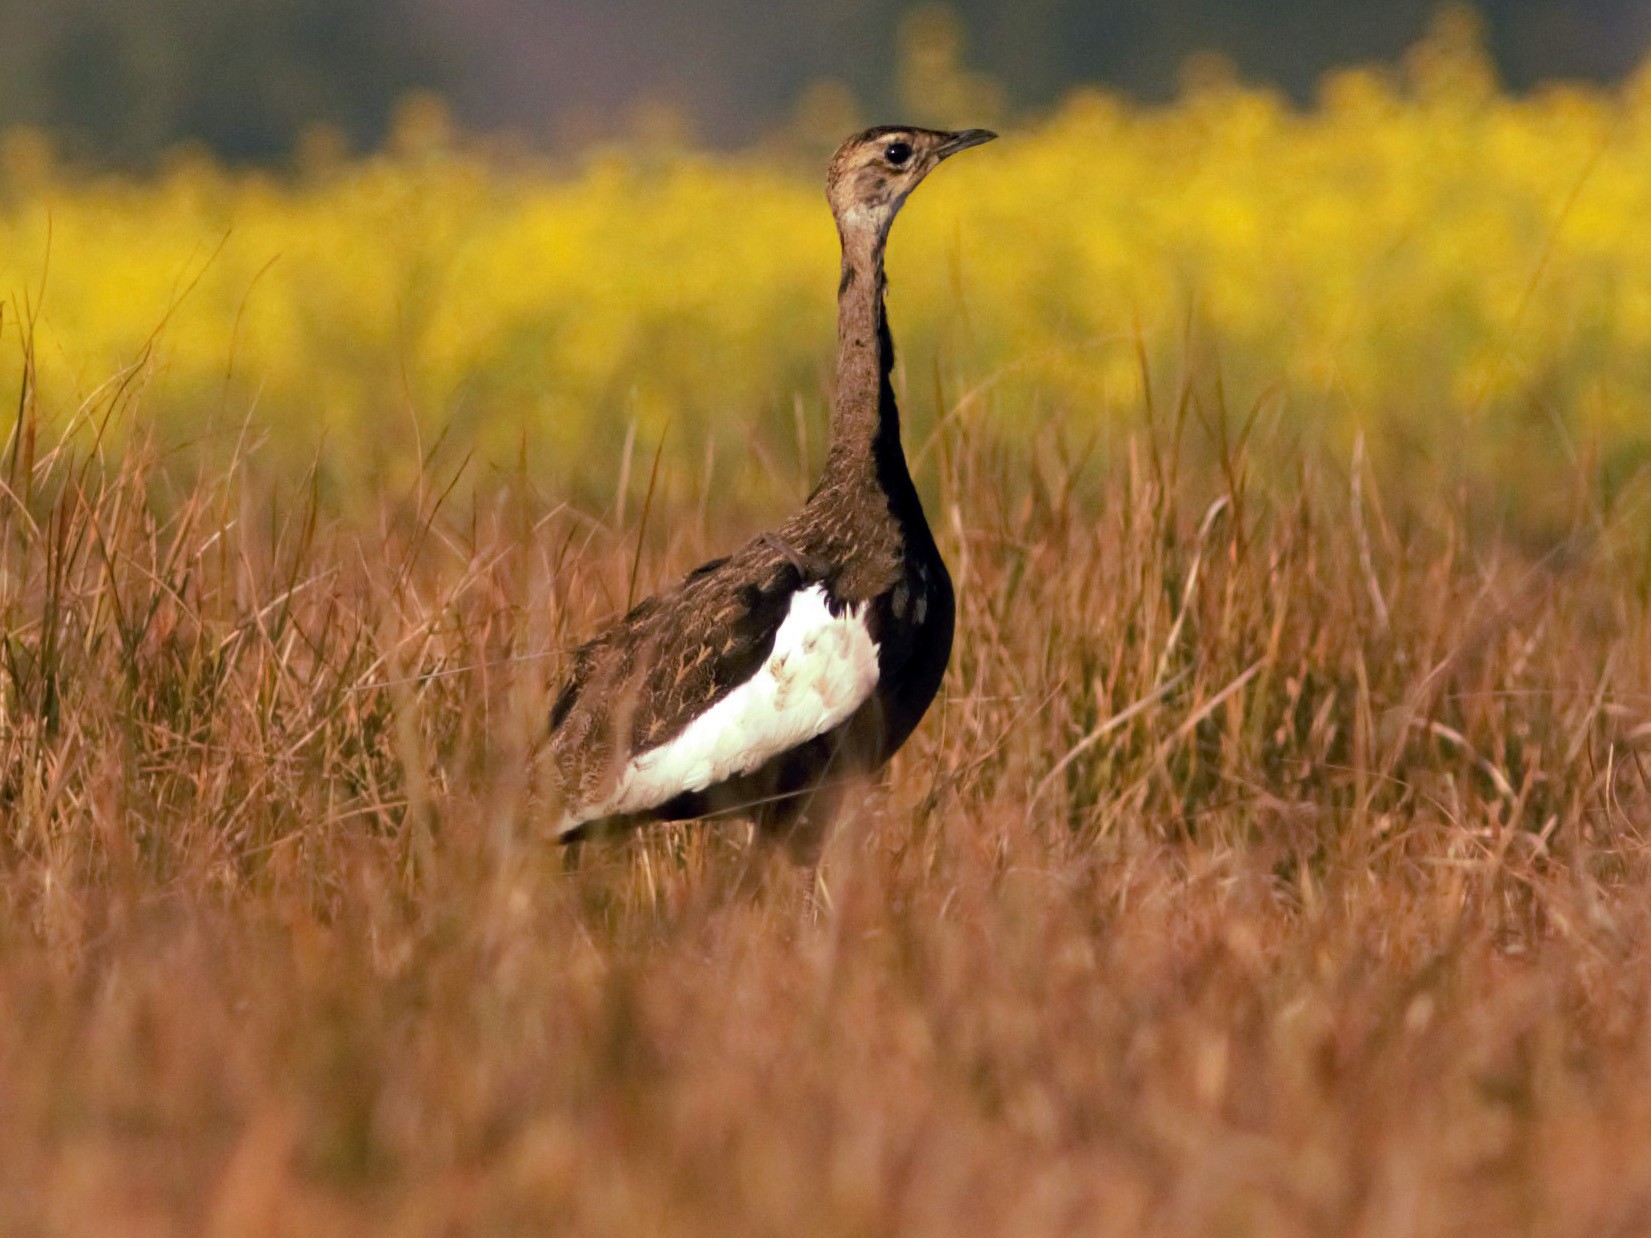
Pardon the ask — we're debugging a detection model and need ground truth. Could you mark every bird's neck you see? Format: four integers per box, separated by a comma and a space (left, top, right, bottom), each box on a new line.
822, 228, 903, 489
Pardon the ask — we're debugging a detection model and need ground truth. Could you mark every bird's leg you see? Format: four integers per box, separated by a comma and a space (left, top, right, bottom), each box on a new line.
800, 863, 832, 923
729, 818, 771, 902
761, 792, 837, 924
728, 828, 825, 923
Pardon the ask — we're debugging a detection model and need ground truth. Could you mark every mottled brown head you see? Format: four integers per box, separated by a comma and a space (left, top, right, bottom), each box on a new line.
826, 125, 996, 243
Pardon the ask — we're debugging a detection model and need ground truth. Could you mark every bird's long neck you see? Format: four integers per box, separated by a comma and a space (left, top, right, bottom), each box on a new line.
822, 224, 903, 489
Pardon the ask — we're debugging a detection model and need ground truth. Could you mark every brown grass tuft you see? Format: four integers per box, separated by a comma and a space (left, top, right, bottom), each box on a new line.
3, 341, 1651, 1235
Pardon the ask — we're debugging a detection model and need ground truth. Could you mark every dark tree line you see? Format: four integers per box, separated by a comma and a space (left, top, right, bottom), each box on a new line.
0, 0, 443, 161
1, 0, 1646, 164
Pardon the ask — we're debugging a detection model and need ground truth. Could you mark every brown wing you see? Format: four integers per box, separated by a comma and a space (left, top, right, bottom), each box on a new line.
548, 547, 809, 812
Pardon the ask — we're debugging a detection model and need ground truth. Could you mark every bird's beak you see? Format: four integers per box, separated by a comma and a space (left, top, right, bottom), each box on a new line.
935, 128, 998, 159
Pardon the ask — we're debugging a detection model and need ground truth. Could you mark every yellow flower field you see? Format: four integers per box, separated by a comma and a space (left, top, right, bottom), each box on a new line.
3, 31, 1649, 500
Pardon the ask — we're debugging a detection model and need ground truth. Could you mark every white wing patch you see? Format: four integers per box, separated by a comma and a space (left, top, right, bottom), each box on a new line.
567, 584, 880, 828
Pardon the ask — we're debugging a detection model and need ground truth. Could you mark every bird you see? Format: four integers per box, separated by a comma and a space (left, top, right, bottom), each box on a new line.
547, 124, 997, 867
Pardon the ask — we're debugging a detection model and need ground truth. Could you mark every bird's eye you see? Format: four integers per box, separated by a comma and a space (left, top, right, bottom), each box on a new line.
884, 140, 913, 166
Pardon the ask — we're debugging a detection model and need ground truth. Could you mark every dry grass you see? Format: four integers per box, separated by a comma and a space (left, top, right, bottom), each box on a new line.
3, 340, 1651, 1237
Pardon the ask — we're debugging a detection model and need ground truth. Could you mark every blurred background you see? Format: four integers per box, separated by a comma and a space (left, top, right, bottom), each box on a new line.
1, 0, 1648, 163
3, 0, 1650, 515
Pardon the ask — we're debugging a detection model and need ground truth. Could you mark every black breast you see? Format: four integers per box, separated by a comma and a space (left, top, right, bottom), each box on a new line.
866, 545, 955, 760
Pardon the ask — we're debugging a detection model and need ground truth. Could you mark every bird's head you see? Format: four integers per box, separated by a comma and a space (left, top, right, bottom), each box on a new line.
826, 125, 997, 242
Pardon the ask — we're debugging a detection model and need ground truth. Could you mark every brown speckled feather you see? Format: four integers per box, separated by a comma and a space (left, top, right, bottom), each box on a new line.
548, 538, 802, 809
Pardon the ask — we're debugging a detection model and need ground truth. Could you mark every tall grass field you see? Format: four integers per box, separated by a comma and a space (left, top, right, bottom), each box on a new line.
4, 26, 1651, 1236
